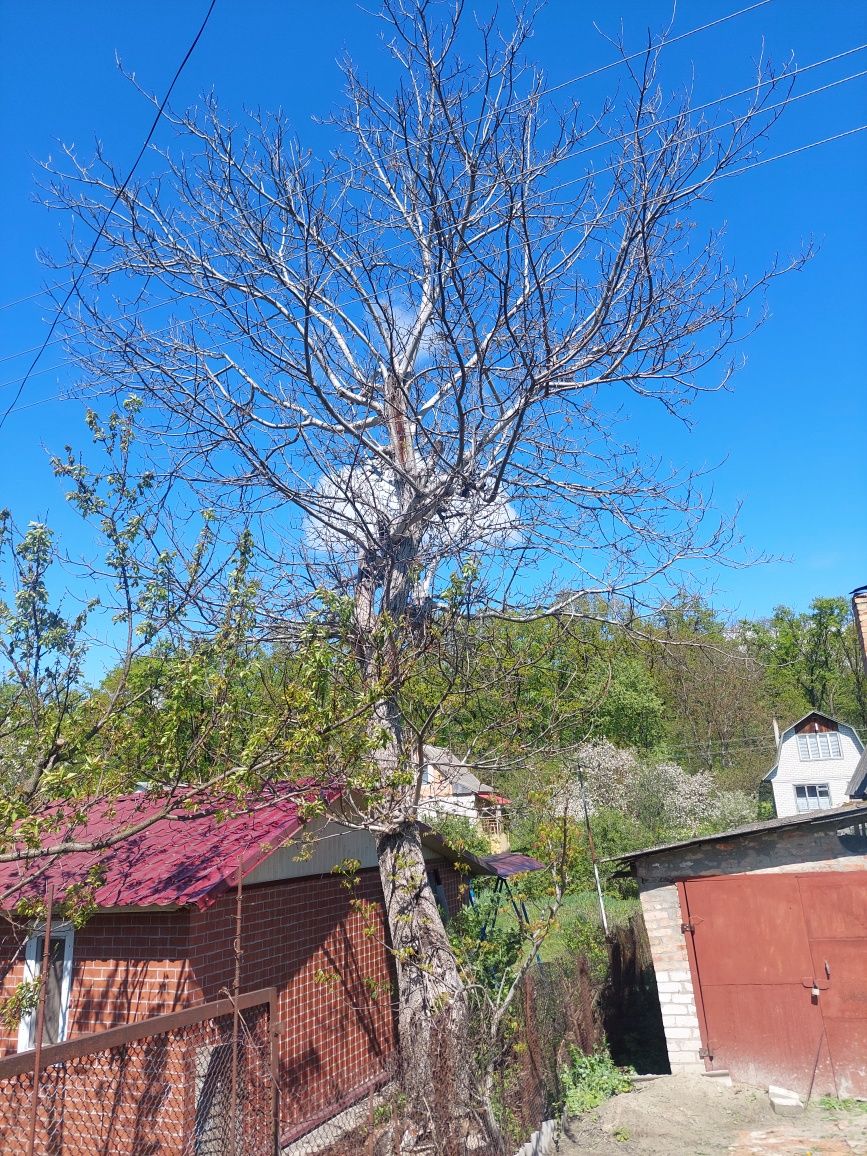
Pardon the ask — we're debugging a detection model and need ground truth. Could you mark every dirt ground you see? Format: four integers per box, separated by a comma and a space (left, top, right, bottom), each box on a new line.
558, 1074, 867, 1155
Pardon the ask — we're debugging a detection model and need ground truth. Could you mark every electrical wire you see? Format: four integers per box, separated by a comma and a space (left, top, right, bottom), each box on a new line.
1, 108, 863, 408
0, 0, 217, 432
1, 37, 863, 374
0, 0, 772, 317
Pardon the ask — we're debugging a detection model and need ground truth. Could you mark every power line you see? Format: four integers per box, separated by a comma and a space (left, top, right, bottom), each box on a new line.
0, 0, 217, 432
0, 0, 771, 319
2, 104, 863, 407
2, 37, 863, 374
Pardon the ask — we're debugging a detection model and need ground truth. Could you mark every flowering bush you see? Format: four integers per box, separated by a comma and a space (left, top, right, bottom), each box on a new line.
562, 740, 756, 843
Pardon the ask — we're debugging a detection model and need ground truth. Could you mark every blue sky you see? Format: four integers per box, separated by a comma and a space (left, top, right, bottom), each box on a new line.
0, 0, 865, 622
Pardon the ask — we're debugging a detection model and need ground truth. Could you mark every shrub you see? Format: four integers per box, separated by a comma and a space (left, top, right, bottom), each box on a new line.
560, 1045, 635, 1115
426, 813, 492, 858
561, 913, 608, 983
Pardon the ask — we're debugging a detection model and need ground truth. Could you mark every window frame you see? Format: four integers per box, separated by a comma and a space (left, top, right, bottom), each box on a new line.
17, 922, 75, 1052
796, 732, 842, 761
794, 783, 832, 813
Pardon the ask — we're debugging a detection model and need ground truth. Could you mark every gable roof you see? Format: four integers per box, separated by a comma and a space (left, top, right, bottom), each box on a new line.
0, 790, 307, 913
780, 711, 851, 739
763, 711, 864, 783
423, 744, 495, 794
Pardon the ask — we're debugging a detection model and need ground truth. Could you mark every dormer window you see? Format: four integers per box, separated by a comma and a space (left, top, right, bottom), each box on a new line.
797, 732, 842, 761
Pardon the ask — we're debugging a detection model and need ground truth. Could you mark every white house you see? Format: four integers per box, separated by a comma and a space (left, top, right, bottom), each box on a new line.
418, 745, 510, 851
764, 711, 865, 818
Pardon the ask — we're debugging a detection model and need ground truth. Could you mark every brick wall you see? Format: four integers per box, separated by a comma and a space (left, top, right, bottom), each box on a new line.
0, 911, 191, 1057
635, 822, 867, 1073
188, 858, 465, 1137
187, 867, 394, 1134
1, 855, 467, 1137
637, 882, 704, 1073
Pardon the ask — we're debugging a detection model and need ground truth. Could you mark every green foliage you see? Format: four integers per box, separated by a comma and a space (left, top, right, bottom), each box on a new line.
426, 813, 491, 858
819, 1096, 867, 1114
0, 978, 40, 1032
747, 597, 867, 732
560, 1046, 634, 1115
448, 886, 525, 997
560, 912, 609, 983
590, 657, 667, 751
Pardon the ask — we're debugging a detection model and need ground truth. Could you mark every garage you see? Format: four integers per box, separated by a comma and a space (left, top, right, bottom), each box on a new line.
619, 803, 867, 1096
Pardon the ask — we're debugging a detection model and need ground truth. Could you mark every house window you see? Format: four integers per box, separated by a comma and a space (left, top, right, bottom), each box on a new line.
794, 784, 832, 813
17, 924, 74, 1052
797, 732, 842, 761
420, 764, 432, 786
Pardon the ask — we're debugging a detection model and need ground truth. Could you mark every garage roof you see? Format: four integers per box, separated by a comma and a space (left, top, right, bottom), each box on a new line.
608, 801, 867, 865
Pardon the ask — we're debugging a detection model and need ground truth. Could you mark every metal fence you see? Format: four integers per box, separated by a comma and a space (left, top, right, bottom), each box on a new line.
282, 918, 655, 1156
0, 988, 278, 1156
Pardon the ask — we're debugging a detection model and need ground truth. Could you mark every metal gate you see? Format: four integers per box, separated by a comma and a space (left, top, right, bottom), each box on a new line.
680, 872, 867, 1097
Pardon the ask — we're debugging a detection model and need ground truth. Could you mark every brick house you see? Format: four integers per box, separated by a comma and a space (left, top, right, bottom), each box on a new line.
417, 745, 511, 851
0, 789, 499, 1142
616, 802, 867, 1098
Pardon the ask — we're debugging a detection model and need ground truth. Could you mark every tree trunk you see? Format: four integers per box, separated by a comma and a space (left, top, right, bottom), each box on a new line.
377, 822, 470, 1145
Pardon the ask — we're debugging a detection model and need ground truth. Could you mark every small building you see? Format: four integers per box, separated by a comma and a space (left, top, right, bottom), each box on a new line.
616, 802, 867, 1098
763, 711, 864, 817
419, 745, 511, 851
0, 789, 523, 1146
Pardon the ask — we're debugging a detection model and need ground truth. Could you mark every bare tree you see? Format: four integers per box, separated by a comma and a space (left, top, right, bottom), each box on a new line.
39, 0, 803, 1136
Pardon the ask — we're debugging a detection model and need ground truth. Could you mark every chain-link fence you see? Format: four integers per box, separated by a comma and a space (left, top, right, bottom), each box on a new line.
276, 953, 603, 1156
0, 920, 658, 1156
281, 918, 655, 1156
0, 988, 278, 1156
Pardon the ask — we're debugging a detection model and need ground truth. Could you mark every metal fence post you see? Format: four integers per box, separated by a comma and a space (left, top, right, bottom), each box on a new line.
269, 988, 280, 1156
25, 883, 54, 1156
229, 864, 243, 1156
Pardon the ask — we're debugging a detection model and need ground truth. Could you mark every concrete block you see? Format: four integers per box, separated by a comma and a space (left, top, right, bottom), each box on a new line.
769, 1086, 804, 1116
770, 1098, 805, 1117
702, 1070, 733, 1086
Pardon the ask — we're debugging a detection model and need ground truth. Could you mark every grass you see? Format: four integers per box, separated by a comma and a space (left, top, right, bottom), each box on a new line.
491, 890, 640, 963
819, 1096, 867, 1113
560, 1045, 635, 1115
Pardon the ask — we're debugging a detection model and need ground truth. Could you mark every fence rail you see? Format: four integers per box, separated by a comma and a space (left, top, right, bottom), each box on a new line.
0, 988, 279, 1156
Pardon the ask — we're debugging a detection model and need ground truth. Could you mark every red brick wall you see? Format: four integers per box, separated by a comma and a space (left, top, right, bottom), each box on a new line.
0, 911, 191, 1057
0, 924, 26, 1055
188, 867, 398, 1134
0, 857, 468, 1138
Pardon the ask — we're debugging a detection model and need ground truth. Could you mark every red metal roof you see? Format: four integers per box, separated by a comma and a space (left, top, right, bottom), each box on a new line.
476, 791, 511, 807
0, 791, 307, 912
480, 852, 545, 878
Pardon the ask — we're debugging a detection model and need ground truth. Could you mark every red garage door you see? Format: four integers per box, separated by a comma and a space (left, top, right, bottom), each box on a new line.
681, 873, 867, 1097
